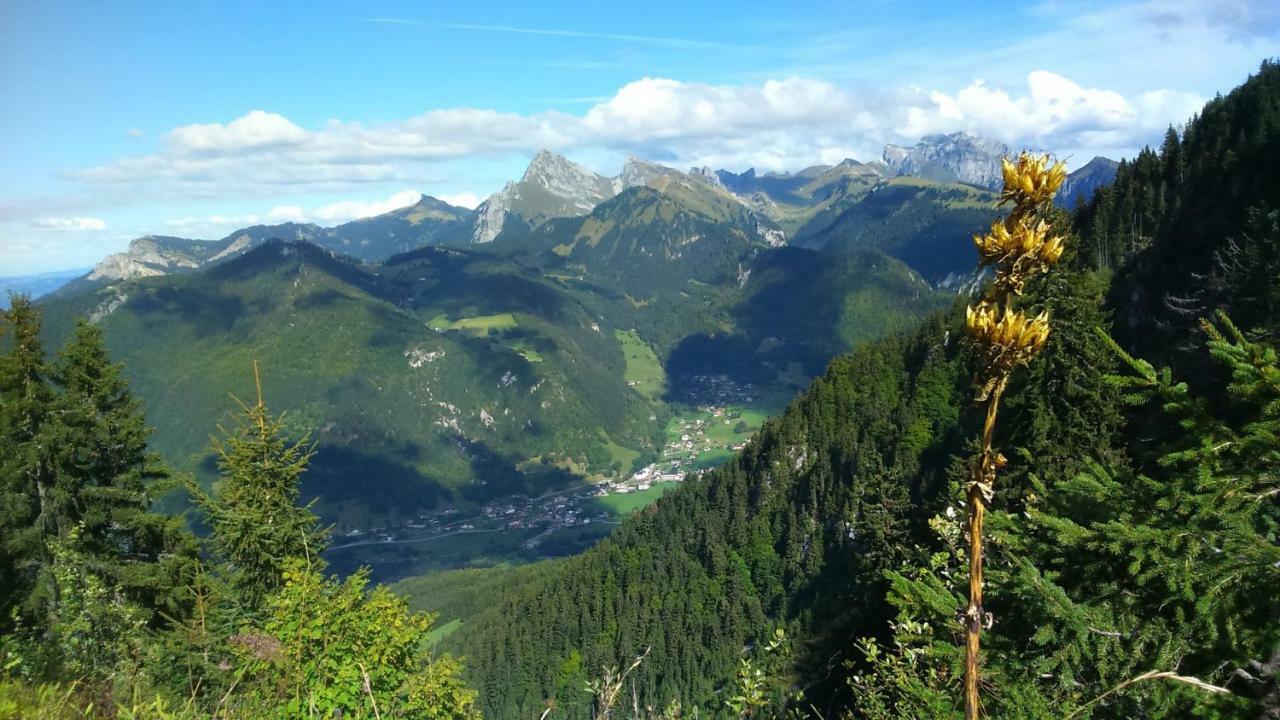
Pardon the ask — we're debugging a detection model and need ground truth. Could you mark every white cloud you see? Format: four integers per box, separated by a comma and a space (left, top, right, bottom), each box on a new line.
439, 192, 481, 209
313, 189, 422, 223
30, 217, 106, 231
167, 110, 307, 154
164, 214, 263, 238
898, 71, 1204, 161
267, 205, 306, 222
67, 66, 1208, 197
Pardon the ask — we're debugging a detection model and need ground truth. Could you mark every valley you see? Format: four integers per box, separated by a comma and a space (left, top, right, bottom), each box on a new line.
326, 380, 775, 582
35, 141, 1032, 545
4, 6, 1275, 719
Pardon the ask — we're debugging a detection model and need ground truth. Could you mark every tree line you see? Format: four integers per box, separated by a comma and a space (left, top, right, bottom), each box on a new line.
0, 297, 479, 719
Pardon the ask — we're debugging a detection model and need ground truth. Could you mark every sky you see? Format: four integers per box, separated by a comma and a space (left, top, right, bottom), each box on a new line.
1, 0, 1278, 275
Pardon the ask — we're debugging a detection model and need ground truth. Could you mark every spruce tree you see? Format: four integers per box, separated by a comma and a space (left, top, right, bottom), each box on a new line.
0, 294, 56, 623
196, 362, 328, 610
48, 320, 197, 617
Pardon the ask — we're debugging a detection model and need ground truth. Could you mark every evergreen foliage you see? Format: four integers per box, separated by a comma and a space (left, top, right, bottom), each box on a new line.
191, 364, 329, 609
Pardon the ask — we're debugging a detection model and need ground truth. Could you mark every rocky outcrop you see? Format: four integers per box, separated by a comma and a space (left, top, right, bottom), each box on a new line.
87, 236, 208, 282
882, 132, 1010, 189
472, 151, 617, 243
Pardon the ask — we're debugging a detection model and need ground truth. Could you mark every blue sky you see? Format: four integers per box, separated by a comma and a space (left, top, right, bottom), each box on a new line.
2, 0, 1278, 275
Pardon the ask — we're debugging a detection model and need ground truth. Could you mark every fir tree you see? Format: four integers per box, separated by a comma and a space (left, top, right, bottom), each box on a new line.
196, 362, 329, 610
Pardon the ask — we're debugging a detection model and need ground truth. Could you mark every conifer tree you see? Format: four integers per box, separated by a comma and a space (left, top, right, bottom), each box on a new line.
47, 320, 197, 616
196, 362, 328, 610
0, 295, 57, 623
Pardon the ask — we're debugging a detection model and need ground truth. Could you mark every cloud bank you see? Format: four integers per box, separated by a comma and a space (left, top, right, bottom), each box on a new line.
70, 69, 1203, 202
30, 217, 107, 231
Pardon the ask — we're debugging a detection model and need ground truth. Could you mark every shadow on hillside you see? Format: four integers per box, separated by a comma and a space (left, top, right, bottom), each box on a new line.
454, 434, 579, 503
304, 444, 451, 518
129, 286, 247, 340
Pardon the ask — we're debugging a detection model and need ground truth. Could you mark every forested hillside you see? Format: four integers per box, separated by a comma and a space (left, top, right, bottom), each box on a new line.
419, 61, 1280, 718
33, 187, 948, 532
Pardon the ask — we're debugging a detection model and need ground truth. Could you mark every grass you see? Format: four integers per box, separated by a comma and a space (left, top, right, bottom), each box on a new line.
428, 312, 518, 335
616, 329, 666, 401
594, 481, 681, 516
507, 340, 544, 362
703, 408, 770, 444
599, 431, 641, 478
426, 618, 463, 646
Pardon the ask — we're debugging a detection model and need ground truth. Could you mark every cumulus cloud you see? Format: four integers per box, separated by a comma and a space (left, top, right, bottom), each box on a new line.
267, 206, 306, 222
313, 189, 422, 223
439, 192, 481, 209
899, 71, 1204, 161
68, 69, 1204, 198
167, 110, 308, 154
30, 217, 106, 231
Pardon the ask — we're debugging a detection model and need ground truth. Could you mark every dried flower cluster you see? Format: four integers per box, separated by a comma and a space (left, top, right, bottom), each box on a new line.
967, 151, 1068, 393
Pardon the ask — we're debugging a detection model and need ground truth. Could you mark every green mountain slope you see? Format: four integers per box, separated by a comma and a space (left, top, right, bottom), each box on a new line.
496, 186, 951, 394
38, 240, 656, 528
426, 63, 1280, 719
53, 196, 475, 298
795, 176, 1000, 283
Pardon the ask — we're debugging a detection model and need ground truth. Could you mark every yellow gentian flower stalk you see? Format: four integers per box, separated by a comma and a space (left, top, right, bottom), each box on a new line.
961, 151, 1065, 719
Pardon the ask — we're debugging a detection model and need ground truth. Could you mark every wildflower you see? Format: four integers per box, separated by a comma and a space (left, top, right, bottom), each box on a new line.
973, 216, 1066, 294
999, 152, 1068, 209
966, 303, 1050, 398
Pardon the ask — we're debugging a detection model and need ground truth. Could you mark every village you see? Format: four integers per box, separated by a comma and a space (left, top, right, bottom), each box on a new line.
329, 397, 765, 553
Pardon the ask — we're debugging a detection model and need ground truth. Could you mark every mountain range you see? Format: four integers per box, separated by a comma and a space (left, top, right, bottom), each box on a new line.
405, 61, 1280, 719
62, 132, 1116, 293
32, 132, 1118, 538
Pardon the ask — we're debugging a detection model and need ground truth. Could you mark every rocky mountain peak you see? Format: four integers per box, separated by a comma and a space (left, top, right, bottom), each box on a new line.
619, 156, 675, 189
882, 132, 1010, 189
688, 166, 725, 189
1057, 156, 1120, 209
521, 150, 611, 199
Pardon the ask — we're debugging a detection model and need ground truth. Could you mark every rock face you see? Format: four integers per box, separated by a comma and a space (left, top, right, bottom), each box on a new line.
472, 151, 618, 243
472, 151, 766, 244
75, 205, 472, 292
882, 132, 1010, 189
1057, 156, 1120, 209
87, 236, 211, 282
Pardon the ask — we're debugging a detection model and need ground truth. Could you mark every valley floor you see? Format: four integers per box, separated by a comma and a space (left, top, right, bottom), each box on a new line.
325, 392, 773, 582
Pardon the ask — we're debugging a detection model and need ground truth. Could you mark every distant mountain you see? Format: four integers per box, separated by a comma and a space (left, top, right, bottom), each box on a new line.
59, 141, 1091, 298
0, 267, 90, 299
788, 176, 1001, 283
39, 239, 658, 526
38, 234, 945, 530
1056, 156, 1120, 209
58, 195, 475, 295
473, 151, 619, 243
882, 131, 1009, 189
473, 151, 783, 245
714, 160, 887, 236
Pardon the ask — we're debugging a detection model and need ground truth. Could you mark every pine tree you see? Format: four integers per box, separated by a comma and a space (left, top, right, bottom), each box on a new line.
195, 362, 329, 610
